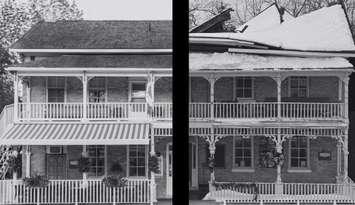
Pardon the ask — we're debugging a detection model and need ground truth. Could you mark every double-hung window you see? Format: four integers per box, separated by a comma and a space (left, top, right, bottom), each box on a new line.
87, 145, 105, 177
130, 82, 146, 102
89, 77, 106, 103
233, 137, 253, 169
289, 136, 309, 169
128, 145, 147, 177
234, 77, 253, 99
289, 76, 308, 98
47, 77, 65, 102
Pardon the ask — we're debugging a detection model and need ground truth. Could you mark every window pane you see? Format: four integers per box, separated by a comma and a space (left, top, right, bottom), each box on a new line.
244, 79, 252, 87
291, 159, 299, 167
129, 145, 146, 177
234, 137, 252, 168
244, 89, 252, 98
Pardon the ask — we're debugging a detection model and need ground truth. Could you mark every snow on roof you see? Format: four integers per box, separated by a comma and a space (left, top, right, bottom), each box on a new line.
236, 4, 295, 33
190, 5, 355, 51
189, 53, 352, 71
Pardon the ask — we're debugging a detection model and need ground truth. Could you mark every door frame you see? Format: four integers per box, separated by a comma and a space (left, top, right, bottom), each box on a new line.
166, 143, 172, 197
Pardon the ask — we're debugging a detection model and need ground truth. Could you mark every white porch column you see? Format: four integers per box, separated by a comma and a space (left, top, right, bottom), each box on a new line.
207, 76, 217, 120
338, 78, 343, 101
82, 145, 88, 181
25, 145, 31, 177
149, 132, 157, 204
26, 79, 31, 120
336, 142, 342, 182
343, 129, 349, 182
271, 75, 282, 119
146, 73, 155, 119
343, 76, 349, 121
13, 73, 19, 122
82, 72, 88, 121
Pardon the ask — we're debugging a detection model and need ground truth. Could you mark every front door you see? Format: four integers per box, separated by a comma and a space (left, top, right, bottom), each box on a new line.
46, 154, 66, 179
166, 143, 173, 196
189, 142, 198, 189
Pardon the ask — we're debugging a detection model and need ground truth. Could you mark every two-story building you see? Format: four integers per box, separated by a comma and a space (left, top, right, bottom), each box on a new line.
189, 4, 355, 204
0, 20, 172, 204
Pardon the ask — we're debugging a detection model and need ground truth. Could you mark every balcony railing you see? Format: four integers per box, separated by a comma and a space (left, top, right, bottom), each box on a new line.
17, 103, 172, 121
0, 178, 151, 204
189, 102, 344, 120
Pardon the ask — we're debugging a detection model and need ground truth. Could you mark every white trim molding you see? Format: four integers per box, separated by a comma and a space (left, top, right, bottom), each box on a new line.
10, 48, 173, 54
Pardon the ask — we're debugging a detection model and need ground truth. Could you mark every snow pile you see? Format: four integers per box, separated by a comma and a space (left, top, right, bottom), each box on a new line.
190, 5, 355, 51
236, 4, 295, 33
189, 53, 352, 71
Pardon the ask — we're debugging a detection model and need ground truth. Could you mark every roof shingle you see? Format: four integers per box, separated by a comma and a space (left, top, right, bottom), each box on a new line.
11, 20, 172, 49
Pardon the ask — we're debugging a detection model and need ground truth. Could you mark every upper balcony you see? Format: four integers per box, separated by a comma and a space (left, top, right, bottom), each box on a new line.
17, 102, 172, 121
12, 75, 172, 122
189, 75, 349, 123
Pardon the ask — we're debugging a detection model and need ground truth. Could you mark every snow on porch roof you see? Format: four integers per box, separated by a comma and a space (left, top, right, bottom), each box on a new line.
189, 53, 353, 71
190, 5, 355, 51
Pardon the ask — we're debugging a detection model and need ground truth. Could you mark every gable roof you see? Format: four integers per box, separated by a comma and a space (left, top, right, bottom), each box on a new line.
236, 3, 295, 33
190, 4, 355, 52
190, 8, 233, 33
11, 20, 172, 50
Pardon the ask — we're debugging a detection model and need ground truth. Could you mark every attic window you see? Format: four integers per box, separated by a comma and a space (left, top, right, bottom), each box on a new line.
30, 56, 35, 61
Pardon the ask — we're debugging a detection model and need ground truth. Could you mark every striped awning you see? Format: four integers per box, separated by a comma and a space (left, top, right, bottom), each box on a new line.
0, 123, 150, 145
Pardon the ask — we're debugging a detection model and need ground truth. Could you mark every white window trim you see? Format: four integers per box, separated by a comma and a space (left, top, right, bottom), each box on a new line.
233, 77, 254, 101
287, 76, 309, 98
46, 77, 67, 103
126, 145, 148, 178
128, 80, 147, 102
86, 145, 107, 179
232, 136, 254, 171
288, 136, 311, 172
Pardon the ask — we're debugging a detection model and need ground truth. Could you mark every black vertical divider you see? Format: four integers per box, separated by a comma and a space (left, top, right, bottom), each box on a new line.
173, 0, 189, 204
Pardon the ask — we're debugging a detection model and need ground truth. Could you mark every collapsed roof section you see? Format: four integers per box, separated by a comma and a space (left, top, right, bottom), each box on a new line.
190, 5, 355, 52
236, 3, 295, 33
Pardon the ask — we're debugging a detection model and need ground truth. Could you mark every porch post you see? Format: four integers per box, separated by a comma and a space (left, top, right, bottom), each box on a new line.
13, 72, 18, 122
343, 76, 349, 121
149, 131, 157, 204
82, 145, 88, 181
26, 79, 31, 120
343, 129, 349, 182
82, 72, 88, 120
276, 76, 282, 119
208, 76, 216, 120
208, 128, 216, 192
25, 145, 31, 177
336, 142, 342, 182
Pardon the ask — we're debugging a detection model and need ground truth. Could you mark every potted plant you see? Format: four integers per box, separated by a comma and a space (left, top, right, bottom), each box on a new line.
23, 174, 49, 187
148, 155, 160, 174
102, 161, 127, 187
7, 149, 22, 180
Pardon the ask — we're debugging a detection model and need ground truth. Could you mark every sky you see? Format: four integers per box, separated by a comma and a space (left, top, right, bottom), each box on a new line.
75, 0, 172, 20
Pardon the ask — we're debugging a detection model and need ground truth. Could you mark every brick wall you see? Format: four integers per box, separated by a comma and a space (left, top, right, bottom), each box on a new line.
197, 136, 338, 184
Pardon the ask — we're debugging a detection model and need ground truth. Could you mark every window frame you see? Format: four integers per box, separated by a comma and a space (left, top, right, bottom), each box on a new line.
129, 80, 147, 102
127, 145, 148, 178
288, 136, 311, 172
233, 77, 254, 100
288, 76, 309, 98
46, 77, 66, 103
232, 136, 254, 172
88, 77, 107, 103
86, 145, 106, 178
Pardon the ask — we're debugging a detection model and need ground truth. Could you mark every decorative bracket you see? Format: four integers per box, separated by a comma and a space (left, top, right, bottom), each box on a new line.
202, 134, 225, 158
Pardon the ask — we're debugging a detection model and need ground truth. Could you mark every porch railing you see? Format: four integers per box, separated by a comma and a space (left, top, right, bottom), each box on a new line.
210, 182, 355, 203
190, 102, 344, 120
17, 102, 172, 121
0, 178, 151, 204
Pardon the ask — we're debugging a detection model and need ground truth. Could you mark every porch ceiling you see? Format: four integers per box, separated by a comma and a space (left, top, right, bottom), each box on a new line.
0, 122, 150, 145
